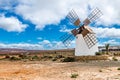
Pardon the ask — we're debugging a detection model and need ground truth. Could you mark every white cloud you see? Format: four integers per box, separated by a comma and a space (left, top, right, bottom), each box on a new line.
90, 0, 120, 26
0, 39, 76, 50
15, 0, 69, 30
13, 0, 120, 30
52, 41, 66, 49
0, 40, 55, 50
1, 0, 120, 30
0, 43, 43, 50
92, 27, 120, 38
103, 39, 120, 45
98, 39, 120, 46
38, 40, 66, 49
0, 14, 27, 32
42, 40, 50, 44
0, 40, 71, 50
52, 40, 75, 49
59, 25, 71, 33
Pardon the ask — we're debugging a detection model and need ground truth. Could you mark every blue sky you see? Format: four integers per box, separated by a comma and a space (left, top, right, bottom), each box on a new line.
0, 0, 120, 50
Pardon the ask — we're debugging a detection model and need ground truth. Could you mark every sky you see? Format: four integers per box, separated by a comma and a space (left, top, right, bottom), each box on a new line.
0, 0, 120, 50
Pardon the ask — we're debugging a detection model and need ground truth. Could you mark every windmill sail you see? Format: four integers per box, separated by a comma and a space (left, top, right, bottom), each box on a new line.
83, 7, 103, 26
67, 9, 81, 26
60, 33, 74, 47
84, 33, 97, 48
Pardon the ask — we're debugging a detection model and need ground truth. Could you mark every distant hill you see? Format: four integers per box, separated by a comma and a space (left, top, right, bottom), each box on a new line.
0, 48, 75, 55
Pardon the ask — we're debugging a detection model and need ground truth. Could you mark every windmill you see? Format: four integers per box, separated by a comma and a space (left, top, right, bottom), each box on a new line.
60, 8, 103, 56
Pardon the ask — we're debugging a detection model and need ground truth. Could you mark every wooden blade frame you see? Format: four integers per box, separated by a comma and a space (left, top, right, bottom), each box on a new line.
67, 9, 81, 26
83, 7, 103, 26
59, 33, 74, 47
71, 29, 78, 36
84, 33, 97, 48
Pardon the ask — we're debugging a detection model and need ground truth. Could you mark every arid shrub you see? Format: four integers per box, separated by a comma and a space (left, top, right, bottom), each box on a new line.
62, 57, 75, 62
42, 56, 52, 59
71, 73, 78, 78
19, 54, 23, 58
52, 58, 57, 61
48, 56, 52, 58
112, 57, 118, 61
5, 55, 10, 59
10, 56, 20, 60
19, 54, 28, 59
32, 55, 39, 60
99, 69, 102, 72
117, 67, 120, 70
55, 55, 64, 59
114, 53, 120, 56
95, 52, 103, 55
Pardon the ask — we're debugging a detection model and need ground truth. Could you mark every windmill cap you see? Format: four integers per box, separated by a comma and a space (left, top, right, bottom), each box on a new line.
84, 26, 94, 34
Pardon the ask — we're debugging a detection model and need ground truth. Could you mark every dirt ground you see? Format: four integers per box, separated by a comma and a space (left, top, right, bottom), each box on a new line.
0, 61, 119, 80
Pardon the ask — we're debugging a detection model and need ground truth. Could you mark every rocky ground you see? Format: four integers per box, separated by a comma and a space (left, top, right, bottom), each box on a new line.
0, 60, 119, 80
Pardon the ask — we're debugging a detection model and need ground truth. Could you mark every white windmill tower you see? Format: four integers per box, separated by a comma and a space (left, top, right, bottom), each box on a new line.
60, 8, 103, 56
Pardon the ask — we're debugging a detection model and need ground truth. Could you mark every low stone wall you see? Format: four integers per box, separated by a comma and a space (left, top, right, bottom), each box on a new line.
75, 55, 109, 61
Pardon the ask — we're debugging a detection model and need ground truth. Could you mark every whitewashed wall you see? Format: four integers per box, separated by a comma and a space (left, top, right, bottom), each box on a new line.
75, 34, 98, 56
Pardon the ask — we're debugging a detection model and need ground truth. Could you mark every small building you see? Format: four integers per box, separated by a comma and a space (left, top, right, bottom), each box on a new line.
98, 46, 120, 54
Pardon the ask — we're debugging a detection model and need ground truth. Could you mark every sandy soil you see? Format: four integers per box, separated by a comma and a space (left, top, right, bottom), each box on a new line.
0, 61, 119, 80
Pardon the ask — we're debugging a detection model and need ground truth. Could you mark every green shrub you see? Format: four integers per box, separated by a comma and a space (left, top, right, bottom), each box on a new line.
52, 58, 57, 61
42, 56, 48, 58
5, 55, 10, 59
19, 54, 28, 59
71, 73, 78, 78
62, 57, 75, 62
117, 67, 120, 70
112, 57, 118, 61
48, 56, 52, 58
10, 56, 20, 60
95, 52, 102, 55
42, 56, 52, 59
32, 55, 39, 60
56, 55, 63, 58
99, 69, 102, 72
